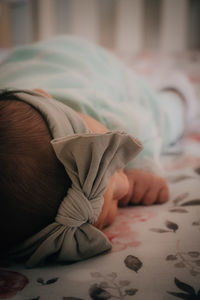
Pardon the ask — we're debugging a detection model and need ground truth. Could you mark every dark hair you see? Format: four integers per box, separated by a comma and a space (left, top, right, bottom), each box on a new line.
0, 89, 71, 253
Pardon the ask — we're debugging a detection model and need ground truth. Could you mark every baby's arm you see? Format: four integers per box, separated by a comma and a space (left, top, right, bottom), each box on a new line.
119, 169, 169, 207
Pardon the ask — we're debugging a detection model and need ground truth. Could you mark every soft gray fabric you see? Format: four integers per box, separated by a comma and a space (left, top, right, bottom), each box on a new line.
9, 91, 142, 267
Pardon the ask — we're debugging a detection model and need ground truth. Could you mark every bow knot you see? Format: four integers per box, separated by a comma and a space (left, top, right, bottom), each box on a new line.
55, 187, 103, 227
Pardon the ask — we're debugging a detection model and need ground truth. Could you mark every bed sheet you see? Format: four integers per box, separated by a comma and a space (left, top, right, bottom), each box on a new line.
0, 52, 200, 300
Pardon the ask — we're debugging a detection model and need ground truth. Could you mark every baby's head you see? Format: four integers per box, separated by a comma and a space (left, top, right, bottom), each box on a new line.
0, 89, 141, 266
0, 90, 70, 252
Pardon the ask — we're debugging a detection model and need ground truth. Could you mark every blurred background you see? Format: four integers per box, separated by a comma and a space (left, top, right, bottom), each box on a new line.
0, 0, 200, 56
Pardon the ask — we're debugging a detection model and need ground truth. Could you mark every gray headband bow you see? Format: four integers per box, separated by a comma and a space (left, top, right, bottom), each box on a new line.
9, 91, 142, 267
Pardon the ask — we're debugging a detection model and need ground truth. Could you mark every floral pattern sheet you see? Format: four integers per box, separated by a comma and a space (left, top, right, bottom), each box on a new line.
1, 52, 200, 300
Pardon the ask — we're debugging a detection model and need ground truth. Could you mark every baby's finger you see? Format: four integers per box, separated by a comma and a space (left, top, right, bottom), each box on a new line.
141, 187, 159, 206
157, 186, 169, 204
130, 181, 145, 204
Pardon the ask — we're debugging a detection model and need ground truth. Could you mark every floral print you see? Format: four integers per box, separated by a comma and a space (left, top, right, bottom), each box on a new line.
89, 271, 138, 300
103, 208, 155, 252
0, 270, 29, 299
167, 278, 200, 299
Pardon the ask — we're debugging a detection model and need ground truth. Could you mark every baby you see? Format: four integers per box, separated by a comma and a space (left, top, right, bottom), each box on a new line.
0, 36, 197, 267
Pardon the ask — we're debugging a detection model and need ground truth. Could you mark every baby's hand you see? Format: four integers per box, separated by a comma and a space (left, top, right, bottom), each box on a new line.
118, 169, 169, 207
